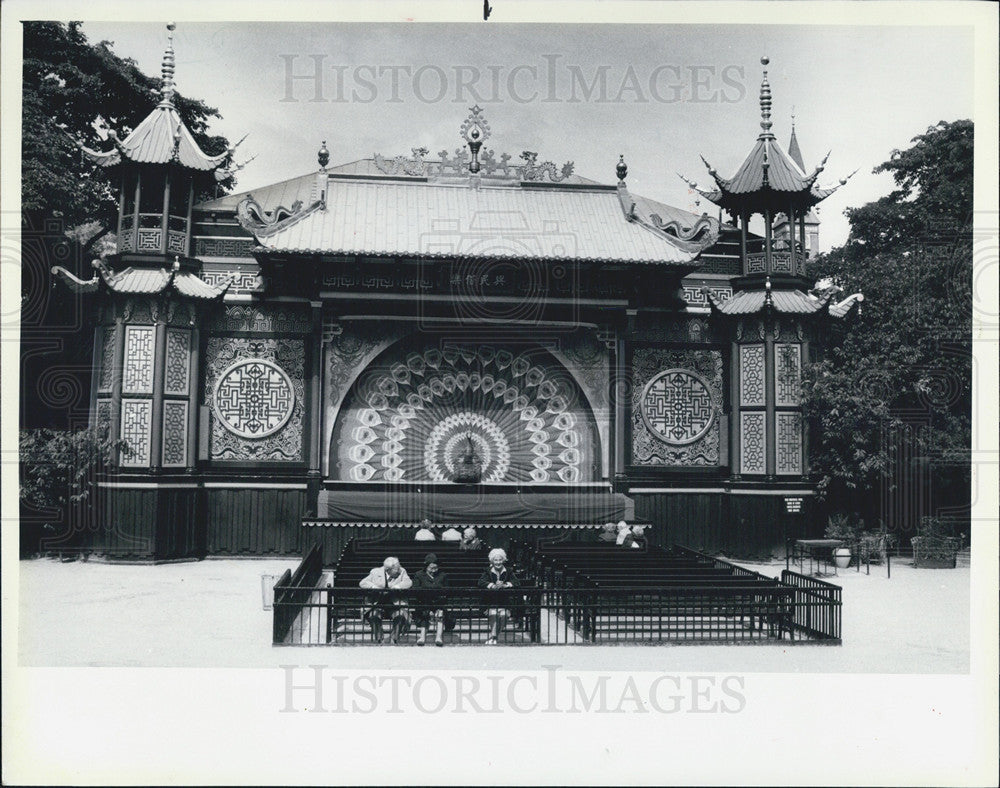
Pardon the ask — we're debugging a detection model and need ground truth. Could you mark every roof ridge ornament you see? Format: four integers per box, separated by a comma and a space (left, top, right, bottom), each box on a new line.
758, 56, 773, 140
159, 23, 177, 107
616, 154, 628, 185
460, 105, 491, 173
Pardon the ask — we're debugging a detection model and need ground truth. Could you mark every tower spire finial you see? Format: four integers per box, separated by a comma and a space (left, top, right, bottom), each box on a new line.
758, 56, 773, 139
160, 23, 177, 106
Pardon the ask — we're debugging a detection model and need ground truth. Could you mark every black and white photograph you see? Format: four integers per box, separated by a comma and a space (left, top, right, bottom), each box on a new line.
2, 1, 997, 785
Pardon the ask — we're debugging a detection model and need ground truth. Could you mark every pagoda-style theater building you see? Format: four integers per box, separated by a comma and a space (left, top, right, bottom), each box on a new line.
53, 30, 860, 561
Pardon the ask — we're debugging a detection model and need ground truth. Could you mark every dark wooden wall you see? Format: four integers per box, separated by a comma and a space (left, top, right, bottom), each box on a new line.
205, 488, 307, 556
632, 492, 824, 559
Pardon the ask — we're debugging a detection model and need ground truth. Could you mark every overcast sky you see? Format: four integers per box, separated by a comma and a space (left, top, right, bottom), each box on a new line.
69, 18, 975, 252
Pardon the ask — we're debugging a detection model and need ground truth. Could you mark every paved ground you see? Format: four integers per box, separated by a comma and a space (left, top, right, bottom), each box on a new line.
17, 554, 970, 672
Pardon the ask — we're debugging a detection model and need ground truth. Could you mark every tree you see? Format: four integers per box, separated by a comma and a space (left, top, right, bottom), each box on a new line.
21, 21, 235, 257
804, 120, 973, 538
19, 428, 125, 556
20, 22, 236, 430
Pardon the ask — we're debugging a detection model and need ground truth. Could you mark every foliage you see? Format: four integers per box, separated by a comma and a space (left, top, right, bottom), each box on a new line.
823, 512, 864, 542
19, 428, 124, 513
21, 21, 235, 255
803, 121, 972, 532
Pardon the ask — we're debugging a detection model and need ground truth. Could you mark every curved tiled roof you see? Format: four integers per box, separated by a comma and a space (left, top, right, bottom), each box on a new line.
239, 177, 715, 266
51, 261, 228, 300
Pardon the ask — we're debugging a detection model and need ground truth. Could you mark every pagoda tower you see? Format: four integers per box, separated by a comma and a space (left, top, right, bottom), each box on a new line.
51, 24, 238, 558
684, 57, 862, 482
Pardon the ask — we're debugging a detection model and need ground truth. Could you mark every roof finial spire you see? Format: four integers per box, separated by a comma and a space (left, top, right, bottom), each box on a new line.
758, 56, 773, 139
160, 23, 177, 106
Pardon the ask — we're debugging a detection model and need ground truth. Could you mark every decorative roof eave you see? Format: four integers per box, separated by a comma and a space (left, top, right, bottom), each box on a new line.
51, 259, 229, 301
704, 286, 836, 316
617, 185, 720, 255
236, 194, 326, 239
828, 292, 864, 319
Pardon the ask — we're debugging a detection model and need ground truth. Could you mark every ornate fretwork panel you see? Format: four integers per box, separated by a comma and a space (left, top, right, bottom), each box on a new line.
775, 343, 802, 407
95, 398, 112, 436
631, 348, 724, 467
161, 401, 189, 467
164, 329, 191, 396
776, 412, 803, 475
98, 325, 116, 392
122, 326, 155, 394
213, 359, 295, 438
209, 304, 311, 334
682, 285, 733, 308
194, 237, 256, 258
204, 337, 305, 462
739, 411, 767, 475
120, 399, 152, 467
739, 344, 766, 407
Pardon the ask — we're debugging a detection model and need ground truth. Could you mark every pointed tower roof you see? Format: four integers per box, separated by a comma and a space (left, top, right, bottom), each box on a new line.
684, 58, 853, 216
787, 111, 805, 171
78, 24, 232, 172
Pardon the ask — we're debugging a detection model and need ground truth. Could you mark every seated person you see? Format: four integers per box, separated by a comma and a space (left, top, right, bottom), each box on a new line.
358, 556, 412, 643
621, 524, 648, 550
614, 520, 631, 545
477, 548, 520, 645
414, 518, 437, 541
459, 526, 485, 551
597, 522, 619, 543
411, 553, 448, 647
440, 527, 462, 542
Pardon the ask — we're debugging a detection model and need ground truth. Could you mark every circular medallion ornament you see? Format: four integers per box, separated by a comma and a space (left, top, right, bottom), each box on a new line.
640, 368, 716, 446
213, 358, 295, 439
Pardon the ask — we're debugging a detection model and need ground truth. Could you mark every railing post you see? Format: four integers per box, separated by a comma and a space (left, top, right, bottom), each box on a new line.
325, 583, 333, 644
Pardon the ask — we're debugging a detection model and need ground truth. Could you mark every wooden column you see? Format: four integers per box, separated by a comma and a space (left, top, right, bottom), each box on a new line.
116, 177, 126, 238
730, 336, 741, 478
799, 214, 807, 260
109, 302, 126, 464
307, 302, 323, 488
149, 299, 168, 470
184, 179, 194, 256
604, 330, 617, 482
132, 171, 142, 250
614, 320, 629, 486
801, 335, 811, 478
740, 214, 748, 272
764, 320, 776, 479
186, 312, 200, 473
161, 169, 171, 256
764, 208, 773, 275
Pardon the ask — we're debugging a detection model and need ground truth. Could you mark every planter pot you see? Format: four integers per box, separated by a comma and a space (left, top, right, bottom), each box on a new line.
832, 547, 852, 569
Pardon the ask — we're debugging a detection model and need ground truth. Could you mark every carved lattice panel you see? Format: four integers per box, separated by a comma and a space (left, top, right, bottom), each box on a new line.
120, 399, 152, 467
776, 412, 802, 475
161, 401, 189, 467
122, 326, 155, 394
95, 398, 112, 435
739, 411, 766, 475
136, 228, 162, 252
739, 344, 765, 407
165, 329, 191, 396
213, 359, 295, 438
631, 348, 723, 466
204, 338, 305, 461
98, 326, 116, 392
775, 343, 802, 407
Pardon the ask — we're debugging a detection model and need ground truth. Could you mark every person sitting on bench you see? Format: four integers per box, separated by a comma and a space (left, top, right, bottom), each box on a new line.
412, 553, 448, 647
359, 556, 412, 643
478, 548, 520, 645
614, 521, 632, 545
598, 522, 619, 543
414, 518, 437, 541
459, 527, 485, 551
620, 524, 648, 550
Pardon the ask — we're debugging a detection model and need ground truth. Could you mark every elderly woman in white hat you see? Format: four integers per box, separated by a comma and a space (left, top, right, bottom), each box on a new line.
358, 556, 412, 643
477, 548, 520, 645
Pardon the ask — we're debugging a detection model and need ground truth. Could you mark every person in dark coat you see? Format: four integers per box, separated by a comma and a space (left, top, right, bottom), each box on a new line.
477, 548, 520, 645
411, 553, 448, 647
459, 526, 485, 551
